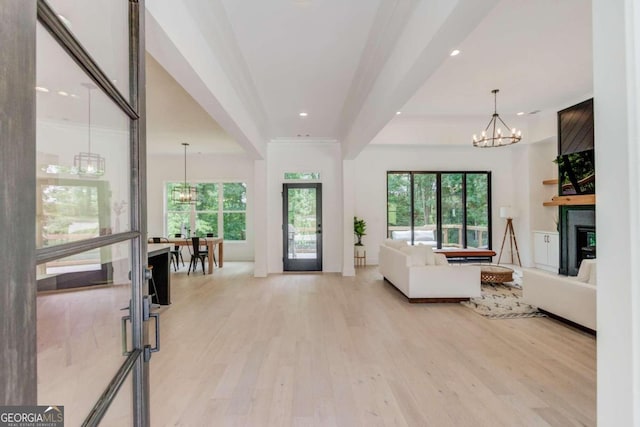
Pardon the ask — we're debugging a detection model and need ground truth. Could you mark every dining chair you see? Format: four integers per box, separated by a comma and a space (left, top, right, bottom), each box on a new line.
152, 237, 179, 271
171, 233, 185, 270
205, 233, 218, 267
187, 237, 208, 275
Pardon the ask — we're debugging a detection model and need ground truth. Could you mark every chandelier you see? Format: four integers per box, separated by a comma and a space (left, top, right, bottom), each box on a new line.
74, 83, 106, 177
171, 143, 198, 204
472, 89, 522, 148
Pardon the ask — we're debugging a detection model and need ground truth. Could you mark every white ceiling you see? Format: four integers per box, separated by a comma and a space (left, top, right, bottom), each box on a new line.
401, 0, 593, 116
221, 0, 383, 140
146, 54, 242, 155
146, 0, 593, 156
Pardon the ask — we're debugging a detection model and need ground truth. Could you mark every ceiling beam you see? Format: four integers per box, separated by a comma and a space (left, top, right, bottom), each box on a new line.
145, 3, 267, 160
341, 0, 499, 159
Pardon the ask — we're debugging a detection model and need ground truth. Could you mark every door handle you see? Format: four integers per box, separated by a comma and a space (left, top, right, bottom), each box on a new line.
143, 296, 160, 362
122, 297, 161, 360
121, 300, 132, 356
317, 224, 322, 234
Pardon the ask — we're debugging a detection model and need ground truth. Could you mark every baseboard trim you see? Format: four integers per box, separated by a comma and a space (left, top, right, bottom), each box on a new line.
383, 277, 470, 304
538, 309, 597, 336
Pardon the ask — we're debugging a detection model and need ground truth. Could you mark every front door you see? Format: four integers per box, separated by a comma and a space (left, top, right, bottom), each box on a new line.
283, 183, 323, 271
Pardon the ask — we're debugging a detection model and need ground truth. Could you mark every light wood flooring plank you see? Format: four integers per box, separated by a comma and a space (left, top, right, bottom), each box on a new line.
38, 263, 596, 426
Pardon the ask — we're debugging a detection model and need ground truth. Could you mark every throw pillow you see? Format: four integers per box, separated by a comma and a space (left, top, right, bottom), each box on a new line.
588, 262, 597, 286
577, 259, 596, 283
434, 253, 449, 266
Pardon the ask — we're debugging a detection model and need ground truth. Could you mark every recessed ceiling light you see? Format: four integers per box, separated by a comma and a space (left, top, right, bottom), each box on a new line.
396, 111, 402, 115
35, 86, 49, 93
70, 94, 79, 98
450, 49, 460, 56
299, 112, 308, 117
57, 91, 69, 96
517, 112, 525, 116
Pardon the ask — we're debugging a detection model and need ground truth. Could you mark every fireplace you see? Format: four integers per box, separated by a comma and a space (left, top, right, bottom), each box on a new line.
560, 206, 595, 276
576, 225, 596, 265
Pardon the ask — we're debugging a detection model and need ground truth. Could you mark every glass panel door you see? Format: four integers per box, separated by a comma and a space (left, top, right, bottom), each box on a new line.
413, 173, 438, 247
441, 173, 464, 248
466, 174, 490, 249
34, 1, 150, 425
387, 173, 411, 242
37, 241, 133, 426
283, 183, 322, 271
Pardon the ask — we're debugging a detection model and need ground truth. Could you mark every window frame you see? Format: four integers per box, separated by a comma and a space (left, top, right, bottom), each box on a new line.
386, 171, 492, 249
164, 180, 247, 242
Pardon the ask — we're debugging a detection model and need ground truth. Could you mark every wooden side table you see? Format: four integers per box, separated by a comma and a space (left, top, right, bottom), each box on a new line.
474, 264, 514, 283
354, 250, 366, 267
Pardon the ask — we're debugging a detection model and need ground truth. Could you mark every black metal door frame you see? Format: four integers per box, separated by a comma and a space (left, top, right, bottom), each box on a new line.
283, 183, 323, 271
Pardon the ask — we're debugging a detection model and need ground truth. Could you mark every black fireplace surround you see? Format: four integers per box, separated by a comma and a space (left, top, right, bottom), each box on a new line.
559, 206, 595, 276
557, 99, 596, 276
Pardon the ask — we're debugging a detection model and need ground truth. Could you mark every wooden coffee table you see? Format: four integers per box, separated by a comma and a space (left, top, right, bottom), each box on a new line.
475, 264, 514, 283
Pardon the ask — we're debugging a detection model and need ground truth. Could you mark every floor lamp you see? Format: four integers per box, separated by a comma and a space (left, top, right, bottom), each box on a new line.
497, 207, 522, 266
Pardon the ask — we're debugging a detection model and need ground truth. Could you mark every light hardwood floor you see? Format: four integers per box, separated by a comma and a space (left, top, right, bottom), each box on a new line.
149, 263, 596, 426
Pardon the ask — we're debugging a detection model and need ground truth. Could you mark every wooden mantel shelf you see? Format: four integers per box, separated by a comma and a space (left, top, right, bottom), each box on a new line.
542, 179, 559, 185
543, 194, 596, 206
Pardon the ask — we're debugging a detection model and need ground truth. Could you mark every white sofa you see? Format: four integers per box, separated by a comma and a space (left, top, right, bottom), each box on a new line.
378, 240, 481, 302
522, 259, 596, 331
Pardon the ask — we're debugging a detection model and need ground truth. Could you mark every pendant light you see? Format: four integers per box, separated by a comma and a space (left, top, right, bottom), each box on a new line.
74, 82, 106, 177
171, 142, 198, 204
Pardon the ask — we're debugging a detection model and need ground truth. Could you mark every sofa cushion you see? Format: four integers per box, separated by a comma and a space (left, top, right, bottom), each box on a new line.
400, 246, 423, 266
390, 230, 435, 242
400, 245, 435, 266
391, 230, 411, 241
385, 239, 407, 249
415, 230, 435, 242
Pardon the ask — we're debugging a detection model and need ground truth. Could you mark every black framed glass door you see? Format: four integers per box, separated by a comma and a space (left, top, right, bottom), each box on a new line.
283, 183, 322, 271
28, 1, 151, 425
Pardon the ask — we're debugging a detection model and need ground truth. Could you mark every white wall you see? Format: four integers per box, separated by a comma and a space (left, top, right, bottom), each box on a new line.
511, 140, 558, 267
353, 144, 520, 265
266, 142, 343, 273
593, 0, 640, 424
146, 152, 255, 261
526, 140, 558, 232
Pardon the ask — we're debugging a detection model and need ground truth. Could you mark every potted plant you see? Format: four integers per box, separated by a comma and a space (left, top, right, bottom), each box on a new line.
354, 216, 367, 257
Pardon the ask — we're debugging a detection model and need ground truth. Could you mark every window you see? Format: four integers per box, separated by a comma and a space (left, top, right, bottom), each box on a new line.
387, 171, 491, 249
284, 172, 320, 180
166, 182, 246, 241
222, 183, 247, 240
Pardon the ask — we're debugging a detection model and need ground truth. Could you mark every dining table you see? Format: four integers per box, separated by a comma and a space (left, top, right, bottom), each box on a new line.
149, 237, 223, 275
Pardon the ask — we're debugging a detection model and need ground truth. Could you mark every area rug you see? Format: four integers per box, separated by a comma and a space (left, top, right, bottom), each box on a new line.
461, 282, 546, 319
